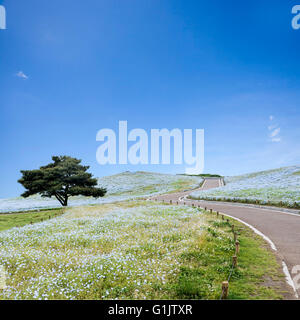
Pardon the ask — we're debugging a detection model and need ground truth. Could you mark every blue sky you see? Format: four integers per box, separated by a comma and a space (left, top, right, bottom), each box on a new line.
0, 0, 300, 198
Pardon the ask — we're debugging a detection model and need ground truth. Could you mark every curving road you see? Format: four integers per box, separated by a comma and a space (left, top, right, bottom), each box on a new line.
151, 178, 300, 299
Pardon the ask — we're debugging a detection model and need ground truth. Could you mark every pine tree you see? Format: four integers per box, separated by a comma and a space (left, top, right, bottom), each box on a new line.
18, 156, 106, 206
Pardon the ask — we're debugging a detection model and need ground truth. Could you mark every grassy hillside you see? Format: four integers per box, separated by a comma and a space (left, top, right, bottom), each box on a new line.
0, 208, 64, 232
0, 201, 287, 300
190, 166, 300, 209
0, 171, 202, 213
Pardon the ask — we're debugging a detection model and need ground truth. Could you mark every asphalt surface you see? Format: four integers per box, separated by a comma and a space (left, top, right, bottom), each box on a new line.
151, 178, 300, 298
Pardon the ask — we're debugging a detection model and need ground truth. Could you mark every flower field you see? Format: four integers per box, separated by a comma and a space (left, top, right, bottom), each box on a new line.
190, 166, 300, 208
0, 171, 202, 213
0, 201, 285, 300
0, 201, 205, 299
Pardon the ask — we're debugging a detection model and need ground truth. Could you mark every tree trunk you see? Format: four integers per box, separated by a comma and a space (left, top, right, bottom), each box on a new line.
54, 193, 68, 207
63, 197, 68, 207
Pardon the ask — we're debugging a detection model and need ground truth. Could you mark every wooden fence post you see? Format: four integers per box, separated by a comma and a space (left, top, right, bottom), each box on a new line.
221, 281, 229, 299
232, 255, 238, 268
234, 232, 237, 242
235, 241, 240, 255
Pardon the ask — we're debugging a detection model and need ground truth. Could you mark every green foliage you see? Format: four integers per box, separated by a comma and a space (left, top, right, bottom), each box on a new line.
181, 173, 222, 178
198, 173, 222, 178
173, 213, 285, 299
0, 208, 63, 231
18, 156, 106, 206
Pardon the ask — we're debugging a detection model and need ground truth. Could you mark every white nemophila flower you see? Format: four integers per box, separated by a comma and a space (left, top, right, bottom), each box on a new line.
0, 203, 204, 300
0, 172, 202, 213
191, 166, 300, 206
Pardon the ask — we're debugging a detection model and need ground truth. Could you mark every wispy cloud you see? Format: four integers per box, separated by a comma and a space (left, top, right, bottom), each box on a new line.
268, 115, 281, 143
271, 137, 281, 142
16, 71, 28, 79
270, 127, 280, 138
268, 125, 276, 130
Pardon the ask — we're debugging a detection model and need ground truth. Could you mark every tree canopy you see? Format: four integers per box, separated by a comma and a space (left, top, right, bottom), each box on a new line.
18, 156, 107, 206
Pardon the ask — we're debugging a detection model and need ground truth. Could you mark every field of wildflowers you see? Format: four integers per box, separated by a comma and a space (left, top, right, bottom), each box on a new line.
0, 201, 285, 300
0, 201, 204, 299
190, 166, 300, 208
0, 171, 202, 213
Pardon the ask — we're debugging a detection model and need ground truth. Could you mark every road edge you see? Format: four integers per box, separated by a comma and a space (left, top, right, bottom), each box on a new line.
180, 196, 299, 299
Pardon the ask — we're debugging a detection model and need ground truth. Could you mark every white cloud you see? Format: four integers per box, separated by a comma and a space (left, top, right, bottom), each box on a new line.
16, 71, 28, 79
270, 127, 280, 138
267, 115, 281, 143
271, 137, 281, 143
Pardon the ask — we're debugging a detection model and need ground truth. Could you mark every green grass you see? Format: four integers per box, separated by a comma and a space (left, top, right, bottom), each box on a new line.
189, 194, 300, 210
181, 173, 222, 178
103, 178, 201, 197
169, 211, 286, 299
0, 208, 64, 232
165, 179, 202, 193
198, 174, 222, 178
0, 202, 287, 300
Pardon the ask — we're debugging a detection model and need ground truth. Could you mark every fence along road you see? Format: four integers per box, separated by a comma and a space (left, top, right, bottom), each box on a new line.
150, 178, 300, 298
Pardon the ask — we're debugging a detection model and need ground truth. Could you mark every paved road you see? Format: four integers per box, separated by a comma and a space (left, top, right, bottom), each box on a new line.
151, 178, 300, 298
